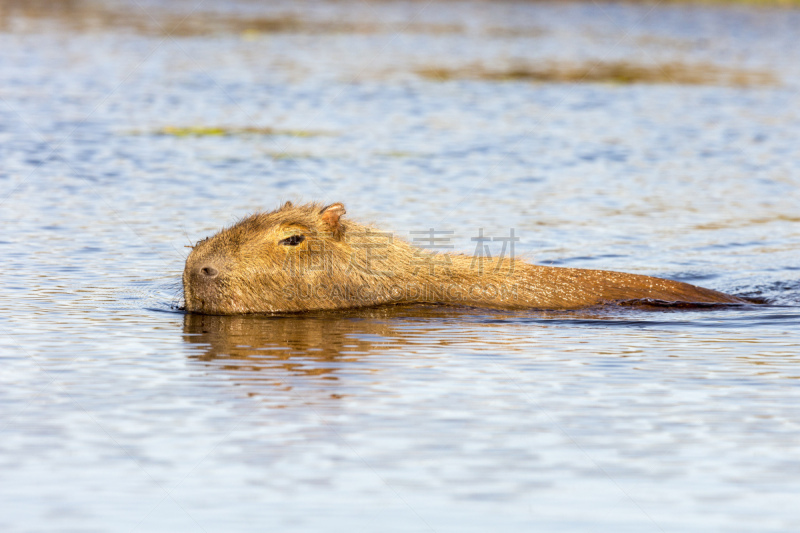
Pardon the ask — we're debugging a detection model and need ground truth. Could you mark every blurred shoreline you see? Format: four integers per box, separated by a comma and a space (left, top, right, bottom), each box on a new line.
1, 0, 799, 39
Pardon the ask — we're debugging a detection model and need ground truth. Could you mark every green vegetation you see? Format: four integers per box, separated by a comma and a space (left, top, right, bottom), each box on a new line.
151, 126, 330, 138
262, 151, 318, 160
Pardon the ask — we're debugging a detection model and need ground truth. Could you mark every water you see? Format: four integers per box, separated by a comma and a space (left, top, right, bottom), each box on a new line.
1, 1, 800, 531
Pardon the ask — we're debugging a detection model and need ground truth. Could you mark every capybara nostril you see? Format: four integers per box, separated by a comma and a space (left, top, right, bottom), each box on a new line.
200, 266, 218, 279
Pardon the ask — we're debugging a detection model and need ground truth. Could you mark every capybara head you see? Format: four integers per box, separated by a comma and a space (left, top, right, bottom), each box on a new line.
183, 201, 353, 314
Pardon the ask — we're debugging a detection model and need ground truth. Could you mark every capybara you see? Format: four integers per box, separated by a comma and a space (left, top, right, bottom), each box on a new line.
182, 201, 747, 314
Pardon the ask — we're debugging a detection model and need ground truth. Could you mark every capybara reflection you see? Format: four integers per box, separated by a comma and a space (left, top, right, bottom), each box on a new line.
183, 201, 746, 314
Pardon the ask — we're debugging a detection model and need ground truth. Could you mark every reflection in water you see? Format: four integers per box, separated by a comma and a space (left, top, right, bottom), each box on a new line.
183, 303, 799, 404
182, 305, 535, 404
183, 311, 389, 391
182, 307, 444, 404
181, 303, 608, 366
183, 310, 396, 360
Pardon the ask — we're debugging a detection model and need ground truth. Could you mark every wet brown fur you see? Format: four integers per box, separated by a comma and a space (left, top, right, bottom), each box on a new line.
183, 202, 746, 315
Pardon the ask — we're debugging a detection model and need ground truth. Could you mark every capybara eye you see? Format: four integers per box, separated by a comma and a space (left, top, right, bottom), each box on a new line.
279, 235, 305, 246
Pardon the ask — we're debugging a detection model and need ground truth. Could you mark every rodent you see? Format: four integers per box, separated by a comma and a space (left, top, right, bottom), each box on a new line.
182, 201, 747, 314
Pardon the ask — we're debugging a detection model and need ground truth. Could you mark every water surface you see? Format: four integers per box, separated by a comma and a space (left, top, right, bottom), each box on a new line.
1, 1, 799, 531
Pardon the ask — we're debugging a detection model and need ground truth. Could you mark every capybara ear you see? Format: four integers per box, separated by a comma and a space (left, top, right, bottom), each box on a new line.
320, 203, 346, 238
282, 201, 293, 209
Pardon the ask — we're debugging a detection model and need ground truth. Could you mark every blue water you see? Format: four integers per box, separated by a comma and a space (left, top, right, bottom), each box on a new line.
1, 1, 799, 531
